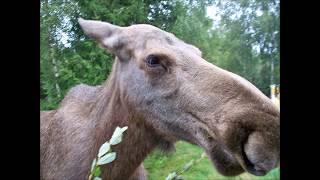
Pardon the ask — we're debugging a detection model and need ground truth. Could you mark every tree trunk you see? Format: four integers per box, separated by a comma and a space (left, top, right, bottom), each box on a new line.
270, 58, 274, 85
50, 48, 61, 98
44, 0, 61, 98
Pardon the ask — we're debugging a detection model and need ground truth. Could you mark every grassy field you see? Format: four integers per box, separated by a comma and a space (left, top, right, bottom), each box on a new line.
144, 141, 280, 180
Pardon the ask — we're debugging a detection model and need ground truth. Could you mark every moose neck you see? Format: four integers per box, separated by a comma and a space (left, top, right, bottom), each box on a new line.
91, 60, 158, 179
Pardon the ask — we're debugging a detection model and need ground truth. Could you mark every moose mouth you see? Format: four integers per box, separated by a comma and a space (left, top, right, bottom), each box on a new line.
204, 141, 269, 177
191, 125, 274, 177
239, 144, 269, 176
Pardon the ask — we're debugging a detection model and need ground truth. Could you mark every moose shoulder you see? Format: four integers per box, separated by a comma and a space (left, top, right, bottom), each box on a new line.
40, 18, 280, 180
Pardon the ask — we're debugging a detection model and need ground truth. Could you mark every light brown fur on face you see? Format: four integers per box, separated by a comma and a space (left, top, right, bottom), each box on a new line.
40, 18, 280, 180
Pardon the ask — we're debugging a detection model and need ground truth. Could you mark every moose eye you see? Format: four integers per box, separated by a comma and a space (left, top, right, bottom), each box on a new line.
146, 55, 161, 67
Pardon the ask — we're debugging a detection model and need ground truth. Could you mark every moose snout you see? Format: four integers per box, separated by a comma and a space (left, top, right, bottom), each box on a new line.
240, 131, 279, 176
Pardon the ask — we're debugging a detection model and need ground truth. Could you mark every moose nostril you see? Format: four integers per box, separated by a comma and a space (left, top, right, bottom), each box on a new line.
242, 132, 279, 176
241, 147, 275, 176
207, 136, 214, 142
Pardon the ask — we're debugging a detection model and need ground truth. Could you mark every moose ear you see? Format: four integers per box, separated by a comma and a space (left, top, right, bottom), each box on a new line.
78, 18, 123, 54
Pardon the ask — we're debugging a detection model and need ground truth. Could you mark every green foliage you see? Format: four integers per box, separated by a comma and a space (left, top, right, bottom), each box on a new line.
211, 0, 280, 94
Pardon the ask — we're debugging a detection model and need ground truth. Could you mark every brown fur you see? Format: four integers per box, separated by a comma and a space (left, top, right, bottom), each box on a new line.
40, 19, 280, 179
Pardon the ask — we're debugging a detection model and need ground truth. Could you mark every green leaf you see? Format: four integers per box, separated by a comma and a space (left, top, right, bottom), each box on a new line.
182, 160, 194, 171
121, 126, 128, 132
97, 152, 116, 165
93, 166, 101, 177
91, 158, 97, 173
165, 172, 177, 180
200, 152, 206, 159
109, 126, 128, 145
175, 176, 184, 180
98, 142, 110, 158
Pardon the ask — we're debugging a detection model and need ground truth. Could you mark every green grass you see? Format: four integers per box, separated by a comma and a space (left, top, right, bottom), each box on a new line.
144, 141, 279, 180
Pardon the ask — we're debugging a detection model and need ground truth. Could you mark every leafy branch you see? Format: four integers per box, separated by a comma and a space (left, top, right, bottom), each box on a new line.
88, 126, 128, 180
165, 152, 207, 180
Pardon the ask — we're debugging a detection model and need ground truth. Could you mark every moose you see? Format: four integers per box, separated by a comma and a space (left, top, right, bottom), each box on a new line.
40, 18, 280, 180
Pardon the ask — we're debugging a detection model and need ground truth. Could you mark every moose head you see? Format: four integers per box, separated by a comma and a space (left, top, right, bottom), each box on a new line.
78, 18, 279, 177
